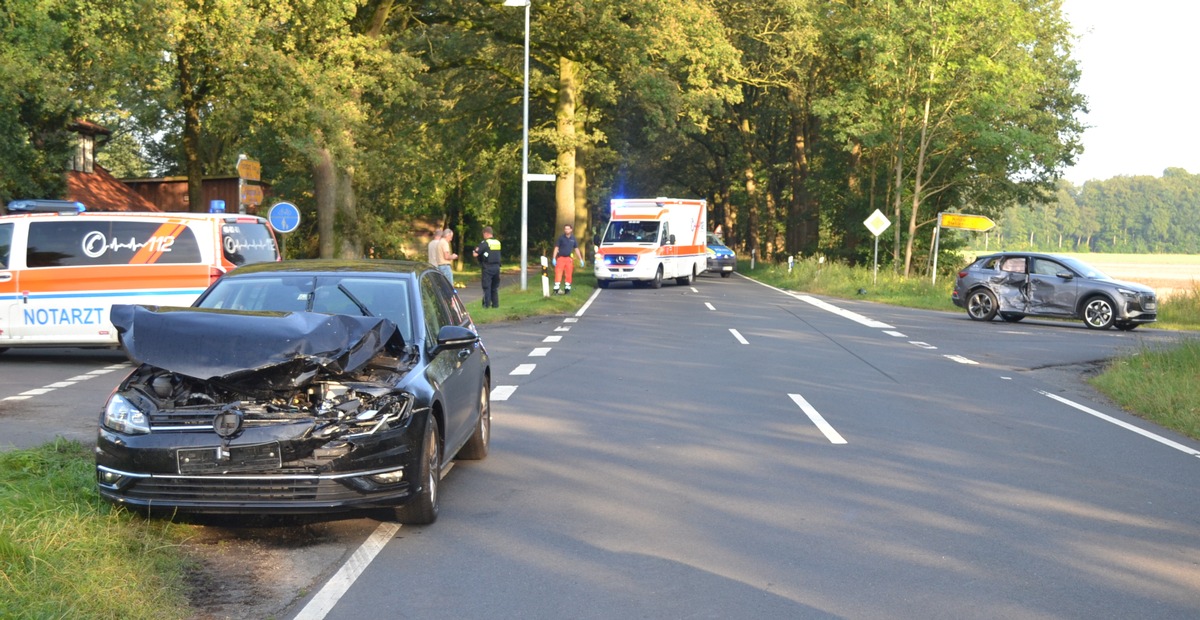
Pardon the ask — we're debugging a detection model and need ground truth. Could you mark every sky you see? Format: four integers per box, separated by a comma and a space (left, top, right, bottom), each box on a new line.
1060, 1, 1200, 185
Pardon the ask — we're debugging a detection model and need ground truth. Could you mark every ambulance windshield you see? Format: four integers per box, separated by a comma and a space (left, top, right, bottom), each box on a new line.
602, 221, 660, 244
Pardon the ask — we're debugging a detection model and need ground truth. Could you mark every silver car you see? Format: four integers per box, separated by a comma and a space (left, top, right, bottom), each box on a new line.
951, 252, 1157, 330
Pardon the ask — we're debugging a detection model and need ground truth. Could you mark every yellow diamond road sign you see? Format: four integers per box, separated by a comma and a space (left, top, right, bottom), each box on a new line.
864, 209, 891, 236
939, 213, 995, 232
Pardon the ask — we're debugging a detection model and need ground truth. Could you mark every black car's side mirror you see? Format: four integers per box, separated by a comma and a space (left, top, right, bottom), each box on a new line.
432, 325, 479, 354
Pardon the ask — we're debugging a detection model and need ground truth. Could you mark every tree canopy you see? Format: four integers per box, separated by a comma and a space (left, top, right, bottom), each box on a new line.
4, 0, 1099, 270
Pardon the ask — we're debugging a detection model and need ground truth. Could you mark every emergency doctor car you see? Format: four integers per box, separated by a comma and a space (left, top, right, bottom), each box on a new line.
0, 210, 280, 352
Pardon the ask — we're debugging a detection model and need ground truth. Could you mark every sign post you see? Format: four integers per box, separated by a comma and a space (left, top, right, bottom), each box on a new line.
863, 209, 892, 285
932, 212, 995, 285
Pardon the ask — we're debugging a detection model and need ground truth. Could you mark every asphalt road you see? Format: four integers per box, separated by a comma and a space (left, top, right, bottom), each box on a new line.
309, 273, 1200, 619
2, 272, 1198, 618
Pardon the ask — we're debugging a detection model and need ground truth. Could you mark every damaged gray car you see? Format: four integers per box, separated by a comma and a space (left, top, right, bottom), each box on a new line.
95, 260, 490, 524
951, 252, 1157, 330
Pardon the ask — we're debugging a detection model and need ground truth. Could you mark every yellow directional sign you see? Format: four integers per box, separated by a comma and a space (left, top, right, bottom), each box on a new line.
939, 213, 995, 232
237, 158, 261, 182
240, 184, 264, 206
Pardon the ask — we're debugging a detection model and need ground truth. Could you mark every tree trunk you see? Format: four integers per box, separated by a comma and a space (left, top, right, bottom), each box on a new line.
574, 139, 589, 255
335, 165, 360, 259
314, 148, 336, 258
179, 50, 206, 213
904, 95, 933, 277
554, 57, 577, 235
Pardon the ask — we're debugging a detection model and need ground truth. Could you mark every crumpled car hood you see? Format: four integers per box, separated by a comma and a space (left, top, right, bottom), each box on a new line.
111, 304, 398, 386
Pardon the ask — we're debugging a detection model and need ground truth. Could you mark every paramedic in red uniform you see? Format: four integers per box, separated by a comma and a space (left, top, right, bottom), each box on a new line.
552, 224, 584, 295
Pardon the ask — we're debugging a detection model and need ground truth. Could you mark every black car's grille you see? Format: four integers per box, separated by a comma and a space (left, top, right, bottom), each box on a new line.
118, 475, 398, 503
150, 409, 305, 430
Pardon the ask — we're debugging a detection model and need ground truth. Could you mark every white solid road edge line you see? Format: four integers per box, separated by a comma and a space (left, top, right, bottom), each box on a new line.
576, 288, 601, 317
789, 393, 848, 444
293, 521, 402, 620
1038, 391, 1200, 458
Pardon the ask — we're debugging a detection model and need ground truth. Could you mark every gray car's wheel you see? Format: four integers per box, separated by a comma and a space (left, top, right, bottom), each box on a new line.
1083, 296, 1117, 330
458, 376, 490, 460
966, 289, 999, 321
650, 267, 663, 289
395, 415, 441, 525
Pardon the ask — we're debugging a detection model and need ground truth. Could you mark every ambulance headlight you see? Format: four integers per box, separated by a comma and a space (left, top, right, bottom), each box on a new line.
103, 394, 150, 435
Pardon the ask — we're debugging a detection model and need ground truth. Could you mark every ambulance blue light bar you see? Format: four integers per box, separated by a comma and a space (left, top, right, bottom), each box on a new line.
5, 199, 87, 214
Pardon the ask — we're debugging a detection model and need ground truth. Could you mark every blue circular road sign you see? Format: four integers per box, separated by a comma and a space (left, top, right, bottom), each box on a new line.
268, 201, 301, 234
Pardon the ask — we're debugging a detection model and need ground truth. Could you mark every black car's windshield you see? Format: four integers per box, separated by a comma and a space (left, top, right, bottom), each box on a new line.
197, 275, 414, 344
602, 221, 660, 244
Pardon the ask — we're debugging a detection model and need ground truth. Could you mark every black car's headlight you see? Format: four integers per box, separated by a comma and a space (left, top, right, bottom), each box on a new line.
103, 394, 150, 435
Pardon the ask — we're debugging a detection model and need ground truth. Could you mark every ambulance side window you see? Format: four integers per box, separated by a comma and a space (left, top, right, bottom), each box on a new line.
0, 223, 11, 269
26, 221, 202, 267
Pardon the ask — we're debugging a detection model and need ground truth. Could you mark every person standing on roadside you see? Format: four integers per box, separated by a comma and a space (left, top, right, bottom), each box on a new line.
552, 224, 584, 295
473, 226, 502, 308
439, 228, 458, 285
427, 229, 443, 267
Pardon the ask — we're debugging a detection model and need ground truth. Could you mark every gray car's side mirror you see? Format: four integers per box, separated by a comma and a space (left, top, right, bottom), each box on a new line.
1057, 271, 1074, 280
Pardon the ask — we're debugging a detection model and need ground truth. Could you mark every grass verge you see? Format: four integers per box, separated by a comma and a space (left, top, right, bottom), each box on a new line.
0, 439, 195, 619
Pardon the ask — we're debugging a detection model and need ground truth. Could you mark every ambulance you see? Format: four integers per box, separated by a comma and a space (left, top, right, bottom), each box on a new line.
0, 211, 280, 352
593, 197, 707, 288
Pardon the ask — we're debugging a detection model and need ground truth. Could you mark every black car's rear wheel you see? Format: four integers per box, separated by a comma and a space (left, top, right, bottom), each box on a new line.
999, 313, 1024, 323
1083, 296, 1117, 330
966, 289, 999, 321
395, 415, 441, 525
458, 377, 490, 460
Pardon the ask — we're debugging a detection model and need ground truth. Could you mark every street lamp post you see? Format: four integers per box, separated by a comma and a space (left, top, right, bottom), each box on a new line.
503, 0, 531, 290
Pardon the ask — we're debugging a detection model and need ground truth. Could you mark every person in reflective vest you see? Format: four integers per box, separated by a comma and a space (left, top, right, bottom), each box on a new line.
473, 226, 502, 308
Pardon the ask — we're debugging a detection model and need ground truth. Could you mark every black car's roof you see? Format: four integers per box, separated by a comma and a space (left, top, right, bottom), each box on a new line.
226, 259, 429, 277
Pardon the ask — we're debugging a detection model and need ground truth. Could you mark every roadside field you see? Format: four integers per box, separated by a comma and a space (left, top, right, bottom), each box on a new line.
1056, 253, 1200, 300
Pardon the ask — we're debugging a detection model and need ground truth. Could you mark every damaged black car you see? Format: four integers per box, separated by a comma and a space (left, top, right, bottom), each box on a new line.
95, 260, 490, 525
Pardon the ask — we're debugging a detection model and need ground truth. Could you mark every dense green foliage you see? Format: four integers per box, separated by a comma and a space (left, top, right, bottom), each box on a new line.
958, 169, 1200, 254
3, 0, 1087, 268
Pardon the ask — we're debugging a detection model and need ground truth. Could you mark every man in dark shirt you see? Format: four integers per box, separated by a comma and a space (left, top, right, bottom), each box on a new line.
473, 226, 502, 308
552, 224, 584, 295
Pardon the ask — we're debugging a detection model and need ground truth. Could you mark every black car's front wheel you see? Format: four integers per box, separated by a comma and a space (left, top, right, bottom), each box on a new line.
966, 289, 999, 321
1083, 296, 1117, 330
395, 415, 441, 525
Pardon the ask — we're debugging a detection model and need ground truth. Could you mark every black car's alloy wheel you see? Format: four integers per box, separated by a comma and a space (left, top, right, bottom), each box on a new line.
966, 289, 999, 321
